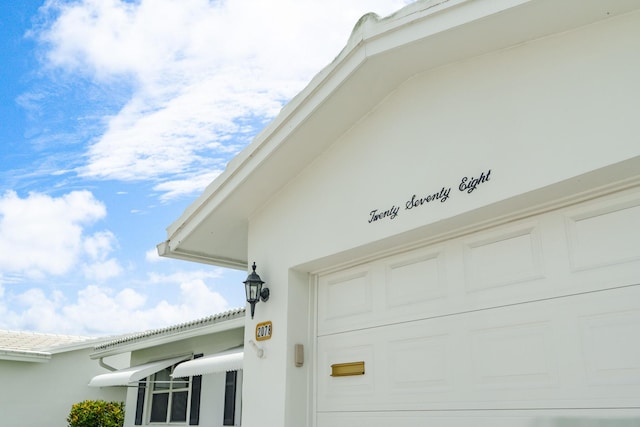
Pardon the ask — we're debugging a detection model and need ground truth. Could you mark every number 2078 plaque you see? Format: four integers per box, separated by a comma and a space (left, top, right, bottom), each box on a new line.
255, 321, 273, 341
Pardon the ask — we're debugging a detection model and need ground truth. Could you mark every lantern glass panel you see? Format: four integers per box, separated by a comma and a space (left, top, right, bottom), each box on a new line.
245, 282, 262, 302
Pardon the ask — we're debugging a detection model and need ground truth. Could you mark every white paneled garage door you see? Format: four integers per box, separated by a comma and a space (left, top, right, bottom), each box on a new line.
316, 186, 640, 426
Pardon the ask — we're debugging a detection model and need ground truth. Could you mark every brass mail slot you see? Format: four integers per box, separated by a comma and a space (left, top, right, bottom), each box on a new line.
331, 361, 365, 377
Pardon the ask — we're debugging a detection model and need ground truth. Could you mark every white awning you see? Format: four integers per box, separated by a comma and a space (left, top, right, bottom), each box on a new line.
89, 355, 189, 387
172, 348, 243, 377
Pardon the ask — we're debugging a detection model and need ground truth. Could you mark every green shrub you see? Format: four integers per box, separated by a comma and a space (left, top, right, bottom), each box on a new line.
67, 400, 125, 427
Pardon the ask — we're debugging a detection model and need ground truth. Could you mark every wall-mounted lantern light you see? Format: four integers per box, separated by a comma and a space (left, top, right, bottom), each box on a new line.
244, 262, 269, 319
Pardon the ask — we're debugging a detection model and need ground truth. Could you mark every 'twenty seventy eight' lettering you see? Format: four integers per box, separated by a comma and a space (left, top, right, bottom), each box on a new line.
405, 186, 451, 209
369, 205, 400, 223
368, 169, 493, 223
459, 169, 491, 193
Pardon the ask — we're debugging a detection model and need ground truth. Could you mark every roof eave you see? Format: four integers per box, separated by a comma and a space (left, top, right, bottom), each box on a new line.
158, 0, 461, 266
157, 241, 247, 270
159, 0, 640, 267
0, 349, 52, 363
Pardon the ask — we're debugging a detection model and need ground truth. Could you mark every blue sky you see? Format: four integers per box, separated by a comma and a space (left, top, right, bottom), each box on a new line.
0, 0, 410, 336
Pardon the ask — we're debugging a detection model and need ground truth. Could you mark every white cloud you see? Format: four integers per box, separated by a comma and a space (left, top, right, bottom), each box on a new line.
1, 287, 68, 333
0, 190, 109, 277
2, 0, 414, 336
83, 230, 117, 260
153, 170, 223, 202
83, 258, 123, 282
82, 230, 122, 281
117, 287, 147, 310
36, 0, 411, 199
146, 268, 225, 285
145, 247, 163, 263
0, 280, 231, 335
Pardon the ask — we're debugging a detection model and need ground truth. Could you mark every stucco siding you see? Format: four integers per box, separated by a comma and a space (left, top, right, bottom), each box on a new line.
0, 348, 126, 427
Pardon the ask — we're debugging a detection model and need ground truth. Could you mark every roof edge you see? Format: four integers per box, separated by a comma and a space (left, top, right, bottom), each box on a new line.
157, 241, 247, 270
91, 308, 246, 358
160, 0, 459, 252
159, 0, 638, 268
0, 349, 52, 363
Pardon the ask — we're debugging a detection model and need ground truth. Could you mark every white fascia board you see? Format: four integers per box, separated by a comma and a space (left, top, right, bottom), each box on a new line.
157, 240, 247, 270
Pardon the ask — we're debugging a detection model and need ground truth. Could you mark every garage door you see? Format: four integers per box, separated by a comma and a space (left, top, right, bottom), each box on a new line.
316, 186, 640, 426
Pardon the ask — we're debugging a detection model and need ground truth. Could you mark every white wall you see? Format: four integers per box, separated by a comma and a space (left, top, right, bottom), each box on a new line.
241, 8, 640, 427
0, 348, 126, 427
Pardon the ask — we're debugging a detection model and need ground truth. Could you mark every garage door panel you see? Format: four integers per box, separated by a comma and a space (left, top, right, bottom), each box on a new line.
316, 187, 640, 423
317, 317, 459, 412
463, 222, 545, 292
317, 285, 640, 412
318, 188, 640, 337
580, 308, 640, 386
385, 249, 446, 308
381, 245, 453, 325
469, 320, 557, 389
317, 409, 640, 427
318, 248, 451, 336
564, 194, 640, 272
319, 267, 373, 325
388, 332, 452, 392
561, 192, 640, 291
318, 246, 456, 336
317, 343, 375, 403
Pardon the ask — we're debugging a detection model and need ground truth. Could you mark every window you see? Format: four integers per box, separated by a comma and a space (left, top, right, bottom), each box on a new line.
133, 354, 235, 426
149, 365, 191, 423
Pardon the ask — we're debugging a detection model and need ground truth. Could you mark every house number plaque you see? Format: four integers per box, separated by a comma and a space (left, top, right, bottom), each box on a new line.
255, 321, 273, 341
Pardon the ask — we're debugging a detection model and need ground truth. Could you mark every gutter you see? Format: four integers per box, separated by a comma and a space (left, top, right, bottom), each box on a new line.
157, 241, 247, 269
0, 349, 52, 363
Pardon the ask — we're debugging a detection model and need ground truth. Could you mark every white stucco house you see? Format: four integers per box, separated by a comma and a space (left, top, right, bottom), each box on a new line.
158, 0, 640, 426
88, 308, 245, 427
0, 330, 127, 427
